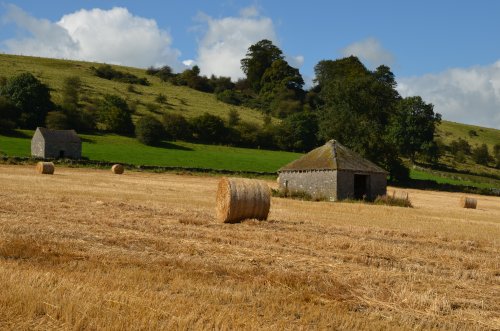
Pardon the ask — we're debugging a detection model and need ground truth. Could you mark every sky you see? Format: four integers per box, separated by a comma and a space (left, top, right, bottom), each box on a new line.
1, 1, 499, 129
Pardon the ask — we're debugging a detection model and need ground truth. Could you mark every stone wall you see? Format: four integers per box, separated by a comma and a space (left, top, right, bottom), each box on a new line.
44, 141, 81, 159
278, 170, 338, 200
31, 131, 45, 158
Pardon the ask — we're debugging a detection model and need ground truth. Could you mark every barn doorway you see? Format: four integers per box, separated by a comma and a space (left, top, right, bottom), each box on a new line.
59, 150, 65, 158
354, 174, 369, 199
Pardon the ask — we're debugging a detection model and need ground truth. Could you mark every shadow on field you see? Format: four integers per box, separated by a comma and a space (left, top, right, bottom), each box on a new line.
156, 141, 193, 151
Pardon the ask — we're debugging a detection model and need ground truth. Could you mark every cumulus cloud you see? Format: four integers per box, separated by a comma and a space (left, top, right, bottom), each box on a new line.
341, 37, 395, 68
397, 61, 500, 129
1, 4, 182, 69
194, 7, 278, 80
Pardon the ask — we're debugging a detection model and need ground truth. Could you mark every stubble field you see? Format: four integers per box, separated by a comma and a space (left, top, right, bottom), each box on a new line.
0, 165, 499, 330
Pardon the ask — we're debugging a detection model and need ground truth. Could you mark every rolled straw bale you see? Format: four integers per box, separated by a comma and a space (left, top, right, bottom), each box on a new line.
216, 177, 271, 223
460, 196, 477, 209
392, 190, 409, 201
111, 164, 124, 174
36, 162, 54, 175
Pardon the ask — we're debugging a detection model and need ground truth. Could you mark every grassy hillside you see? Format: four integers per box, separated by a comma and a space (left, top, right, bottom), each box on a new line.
437, 120, 499, 150
0, 53, 268, 125
0, 130, 300, 173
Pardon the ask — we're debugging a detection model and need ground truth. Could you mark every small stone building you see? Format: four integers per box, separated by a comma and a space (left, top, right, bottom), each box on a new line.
278, 140, 387, 201
31, 127, 82, 159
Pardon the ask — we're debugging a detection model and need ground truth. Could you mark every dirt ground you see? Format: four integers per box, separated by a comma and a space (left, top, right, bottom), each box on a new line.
0, 165, 499, 330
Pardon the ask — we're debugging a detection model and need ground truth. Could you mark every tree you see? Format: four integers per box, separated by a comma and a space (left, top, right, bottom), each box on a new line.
190, 113, 228, 143
472, 144, 491, 165
0, 96, 19, 132
241, 39, 284, 92
275, 111, 318, 152
98, 94, 134, 135
61, 76, 82, 110
136, 116, 164, 145
227, 109, 240, 127
390, 96, 441, 162
45, 111, 70, 130
1, 72, 53, 129
316, 56, 406, 180
162, 113, 191, 140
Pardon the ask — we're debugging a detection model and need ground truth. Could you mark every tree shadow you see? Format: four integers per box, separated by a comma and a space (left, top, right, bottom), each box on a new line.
0, 130, 31, 138
155, 141, 193, 151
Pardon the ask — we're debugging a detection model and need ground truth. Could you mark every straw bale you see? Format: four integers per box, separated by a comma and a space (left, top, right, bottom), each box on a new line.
36, 162, 54, 175
216, 177, 271, 223
459, 196, 477, 209
111, 164, 124, 174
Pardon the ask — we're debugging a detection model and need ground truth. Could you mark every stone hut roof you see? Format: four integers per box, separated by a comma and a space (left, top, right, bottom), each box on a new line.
279, 140, 388, 174
36, 127, 81, 143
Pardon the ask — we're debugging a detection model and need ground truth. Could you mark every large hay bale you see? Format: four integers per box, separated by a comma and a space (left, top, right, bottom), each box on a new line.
216, 177, 271, 223
36, 162, 54, 175
111, 164, 124, 174
460, 196, 477, 209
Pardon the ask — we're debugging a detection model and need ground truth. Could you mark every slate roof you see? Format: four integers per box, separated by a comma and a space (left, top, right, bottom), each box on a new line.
279, 140, 387, 174
36, 127, 81, 143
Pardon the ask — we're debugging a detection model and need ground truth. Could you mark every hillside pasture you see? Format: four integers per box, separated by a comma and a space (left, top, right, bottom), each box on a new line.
0, 165, 498, 330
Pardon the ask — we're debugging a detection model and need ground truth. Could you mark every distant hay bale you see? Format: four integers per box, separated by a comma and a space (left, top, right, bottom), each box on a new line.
392, 190, 409, 201
216, 177, 271, 223
36, 162, 54, 175
460, 196, 477, 209
111, 164, 124, 174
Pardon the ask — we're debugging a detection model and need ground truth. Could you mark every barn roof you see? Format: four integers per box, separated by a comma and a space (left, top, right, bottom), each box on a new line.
279, 140, 387, 174
35, 127, 81, 143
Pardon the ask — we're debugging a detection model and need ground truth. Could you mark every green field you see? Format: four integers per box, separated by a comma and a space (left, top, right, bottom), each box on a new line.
0, 131, 300, 173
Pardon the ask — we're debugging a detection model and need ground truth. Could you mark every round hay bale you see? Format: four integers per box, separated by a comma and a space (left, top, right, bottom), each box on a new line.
216, 177, 271, 223
111, 164, 124, 174
460, 196, 477, 209
36, 162, 54, 175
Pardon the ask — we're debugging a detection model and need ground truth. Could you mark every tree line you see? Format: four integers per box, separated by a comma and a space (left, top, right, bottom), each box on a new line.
1, 39, 499, 179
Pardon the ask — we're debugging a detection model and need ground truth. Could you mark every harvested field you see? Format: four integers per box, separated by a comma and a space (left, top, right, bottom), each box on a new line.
0, 165, 499, 330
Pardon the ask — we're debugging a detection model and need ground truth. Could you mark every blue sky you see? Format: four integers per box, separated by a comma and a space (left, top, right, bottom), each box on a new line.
1, 1, 500, 128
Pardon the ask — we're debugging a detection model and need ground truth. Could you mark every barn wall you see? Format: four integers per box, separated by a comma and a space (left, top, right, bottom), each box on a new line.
336, 170, 387, 200
31, 130, 45, 158
336, 171, 354, 200
44, 142, 82, 159
370, 173, 387, 199
278, 170, 338, 200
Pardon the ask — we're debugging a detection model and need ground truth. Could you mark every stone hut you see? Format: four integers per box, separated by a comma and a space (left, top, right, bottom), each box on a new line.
31, 127, 82, 159
278, 140, 387, 201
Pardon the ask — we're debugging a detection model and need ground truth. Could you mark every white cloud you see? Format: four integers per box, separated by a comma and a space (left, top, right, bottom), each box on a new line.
239, 6, 259, 18
182, 59, 196, 67
1, 4, 182, 70
286, 55, 304, 68
194, 8, 278, 80
341, 37, 395, 69
397, 61, 500, 129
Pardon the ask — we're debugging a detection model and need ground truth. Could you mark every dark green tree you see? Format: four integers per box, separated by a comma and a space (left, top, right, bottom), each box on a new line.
316, 56, 405, 180
1, 72, 53, 129
275, 111, 318, 152
390, 96, 441, 162
98, 94, 134, 135
0, 96, 19, 132
241, 39, 284, 92
61, 76, 82, 110
227, 109, 240, 127
190, 112, 228, 143
472, 144, 491, 165
136, 115, 165, 145
162, 113, 191, 140
45, 111, 70, 130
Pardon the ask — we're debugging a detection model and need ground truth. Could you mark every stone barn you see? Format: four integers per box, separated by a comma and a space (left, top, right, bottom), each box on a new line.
278, 140, 387, 201
31, 127, 82, 159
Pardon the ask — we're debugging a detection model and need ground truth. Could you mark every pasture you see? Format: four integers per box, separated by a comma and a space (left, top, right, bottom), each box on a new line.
0, 165, 499, 330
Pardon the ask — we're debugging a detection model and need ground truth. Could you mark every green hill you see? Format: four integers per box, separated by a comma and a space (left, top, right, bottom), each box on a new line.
0, 53, 268, 125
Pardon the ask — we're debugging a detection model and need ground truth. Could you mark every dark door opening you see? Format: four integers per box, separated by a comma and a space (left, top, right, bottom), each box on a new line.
59, 150, 65, 158
354, 174, 369, 200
